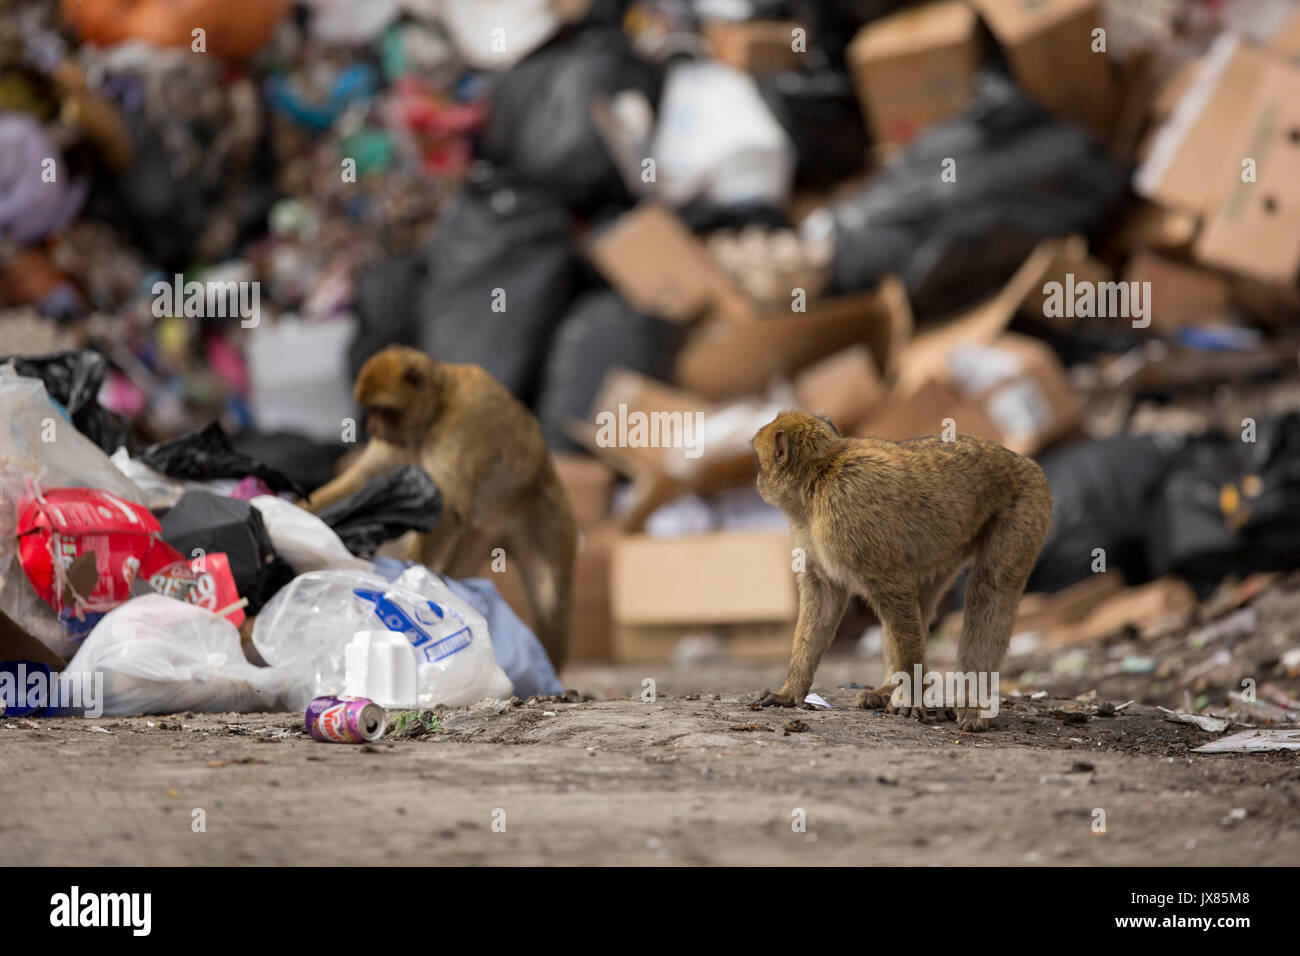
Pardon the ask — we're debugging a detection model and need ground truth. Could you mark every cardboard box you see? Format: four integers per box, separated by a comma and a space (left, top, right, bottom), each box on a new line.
1121, 250, 1231, 330
969, 0, 1117, 133
1193, 55, 1300, 284
955, 333, 1083, 456
552, 452, 616, 532
704, 20, 805, 73
612, 621, 793, 664
612, 531, 796, 625
793, 344, 887, 433
866, 334, 1081, 456
585, 203, 752, 324
1134, 36, 1270, 214
570, 369, 764, 531
846, 1, 979, 146
610, 530, 796, 662
674, 275, 912, 400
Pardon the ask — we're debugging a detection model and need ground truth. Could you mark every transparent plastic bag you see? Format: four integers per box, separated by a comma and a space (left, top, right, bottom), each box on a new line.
64, 594, 281, 716
253, 567, 512, 711
0, 368, 144, 660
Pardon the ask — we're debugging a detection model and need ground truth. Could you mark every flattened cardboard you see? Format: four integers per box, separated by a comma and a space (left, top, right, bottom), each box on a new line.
585, 203, 751, 324
674, 276, 912, 400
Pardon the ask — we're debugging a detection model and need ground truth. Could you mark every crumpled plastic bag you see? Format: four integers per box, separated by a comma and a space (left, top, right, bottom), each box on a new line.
64, 595, 281, 716
253, 566, 513, 712
316, 465, 442, 558
249, 495, 372, 574
481, 26, 659, 209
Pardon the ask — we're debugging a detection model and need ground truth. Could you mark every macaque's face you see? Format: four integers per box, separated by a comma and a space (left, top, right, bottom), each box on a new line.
354, 347, 437, 445
363, 403, 405, 444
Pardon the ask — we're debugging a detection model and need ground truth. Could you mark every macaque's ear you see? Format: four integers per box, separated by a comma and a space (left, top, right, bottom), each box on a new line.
774, 429, 788, 465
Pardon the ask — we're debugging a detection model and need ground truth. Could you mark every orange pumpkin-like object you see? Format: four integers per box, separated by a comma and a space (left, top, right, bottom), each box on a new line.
61, 0, 291, 59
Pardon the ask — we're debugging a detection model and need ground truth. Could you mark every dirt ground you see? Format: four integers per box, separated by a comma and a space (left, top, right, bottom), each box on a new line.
2, 655, 1297, 866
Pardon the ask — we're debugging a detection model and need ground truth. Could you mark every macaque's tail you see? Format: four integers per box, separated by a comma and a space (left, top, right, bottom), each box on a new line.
510, 457, 578, 674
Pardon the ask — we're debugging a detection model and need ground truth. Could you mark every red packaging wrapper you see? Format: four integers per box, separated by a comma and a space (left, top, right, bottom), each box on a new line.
17, 488, 245, 627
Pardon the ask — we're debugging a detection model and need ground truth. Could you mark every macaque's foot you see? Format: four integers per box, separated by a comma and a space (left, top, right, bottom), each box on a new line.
887, 703, 932, 720
954, 707, 992, 732
753, 688, 802, 708
854, 686, 893, 710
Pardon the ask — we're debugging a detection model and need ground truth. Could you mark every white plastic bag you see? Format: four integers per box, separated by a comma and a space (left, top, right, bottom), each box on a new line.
253, 567, 513, 711
64, 595, 281, 716
651, 59, 795, 209
249, 494, 372, 574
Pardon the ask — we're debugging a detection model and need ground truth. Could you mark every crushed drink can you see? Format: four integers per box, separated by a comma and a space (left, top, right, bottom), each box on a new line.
305, 695, 387, 744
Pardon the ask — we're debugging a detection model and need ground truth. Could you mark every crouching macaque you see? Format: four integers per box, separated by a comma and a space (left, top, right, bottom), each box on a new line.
307, 347, 577, 670
751, 412, 1052, 731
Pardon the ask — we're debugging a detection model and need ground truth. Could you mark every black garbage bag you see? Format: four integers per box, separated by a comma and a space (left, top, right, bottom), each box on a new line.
230, 431, 348, 498
824, 71, 1130, 318
535, 291, 685, 452
89, 110, 278, 272
1147, 414, 1300, 595
349, 251, 427, 380
1028, 434, 1184, 594
481, 27, 659, 212
416, 166, 574, 402
1, 349, 133, 453
758, 68, 870, 189
159, 491, 296, 614
317, 466, 442, 559
138, 422, 306, 499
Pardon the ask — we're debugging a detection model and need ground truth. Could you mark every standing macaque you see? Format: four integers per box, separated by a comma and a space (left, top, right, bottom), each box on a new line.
751, 412, 1052, 731
307, 347, 577, 671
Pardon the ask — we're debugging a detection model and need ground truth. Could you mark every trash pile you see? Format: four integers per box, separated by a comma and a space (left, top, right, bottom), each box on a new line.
3, 0, 1300, 730
0, 361, 560, 719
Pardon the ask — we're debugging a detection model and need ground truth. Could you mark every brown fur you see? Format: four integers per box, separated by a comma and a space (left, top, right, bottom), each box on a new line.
751, 411, 1052, 730
307, 347, 578, 671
